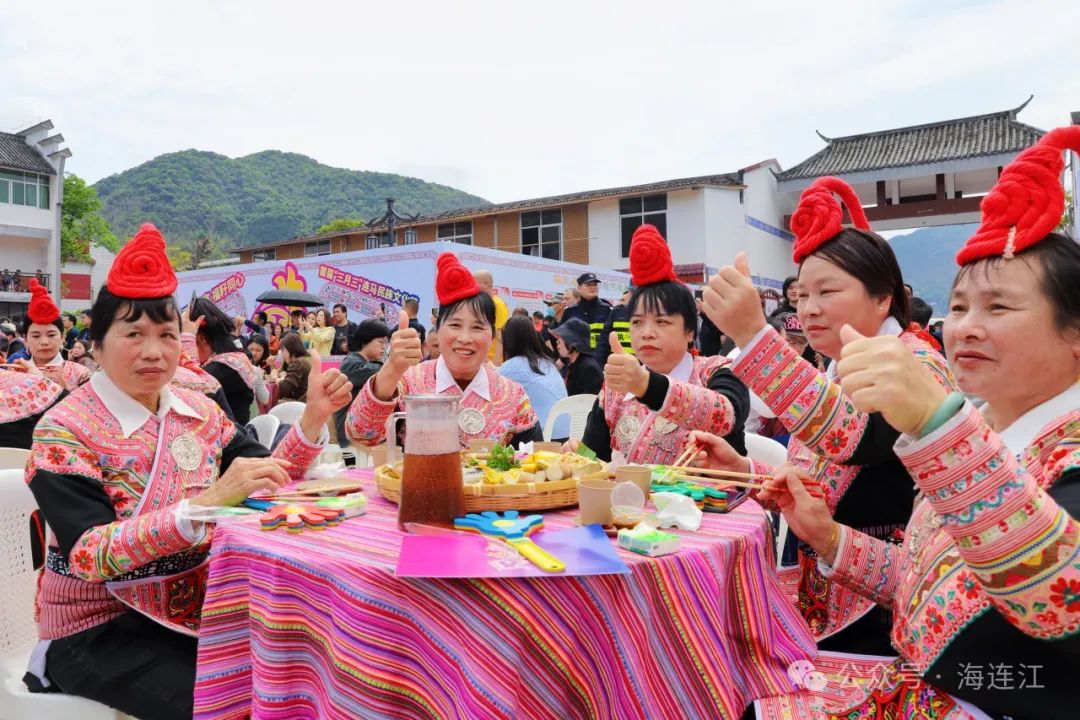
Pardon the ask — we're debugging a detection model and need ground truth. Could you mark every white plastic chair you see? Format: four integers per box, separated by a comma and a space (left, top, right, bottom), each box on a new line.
0, 448, 31, 471
247, 415, 281, 449
543, 394, 596, 442
0, 469, 128, 719
744, 433, 788, 468
269, 401, 306, 426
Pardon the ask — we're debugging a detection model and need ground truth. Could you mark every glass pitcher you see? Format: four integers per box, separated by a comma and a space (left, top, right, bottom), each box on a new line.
386, 395, 465, 530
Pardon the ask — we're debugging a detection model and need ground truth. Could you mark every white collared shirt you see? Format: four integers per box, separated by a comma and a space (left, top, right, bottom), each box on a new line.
434, 355, 491, 402
624, 351, 694, 402
42, 353, 64, 367
994, 382, 1080, 458
90, 370, 203, 439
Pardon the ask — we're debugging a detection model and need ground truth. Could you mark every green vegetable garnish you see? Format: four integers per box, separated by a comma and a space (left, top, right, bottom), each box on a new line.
486, 443, 519, 471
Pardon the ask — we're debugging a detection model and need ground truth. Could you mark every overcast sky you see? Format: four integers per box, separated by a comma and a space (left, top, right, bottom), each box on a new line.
2, 0, 1077, 205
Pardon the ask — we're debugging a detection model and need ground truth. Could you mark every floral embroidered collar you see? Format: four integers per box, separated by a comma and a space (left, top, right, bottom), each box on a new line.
90, 370, 202, 438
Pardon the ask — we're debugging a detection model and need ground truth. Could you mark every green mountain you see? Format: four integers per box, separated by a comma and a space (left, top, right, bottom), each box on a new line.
93, 150, 490, 247
888, 223, 975, 315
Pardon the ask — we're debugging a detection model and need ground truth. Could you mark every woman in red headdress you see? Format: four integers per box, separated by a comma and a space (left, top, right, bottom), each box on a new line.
571, 224, 750, 465
699, 177, 957, 655
16, 279, 92, 389
749, 126, 1080, 720
345, 252, 542, 448
22, 223, 354, 718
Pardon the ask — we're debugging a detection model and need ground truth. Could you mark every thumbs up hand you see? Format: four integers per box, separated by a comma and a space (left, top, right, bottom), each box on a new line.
701, 251, 767, 349
385, 310, 423, 377
835, 324, 949, 434
604, 331, 650, 398
298, 350, 355, 442
371, 310, 423, 402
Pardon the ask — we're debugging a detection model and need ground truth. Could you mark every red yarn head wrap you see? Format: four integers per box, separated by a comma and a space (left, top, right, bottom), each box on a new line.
629, 224, 678, 286
957, 126, 1080, 266
26, 279, 60, 325
790, 176, 872, 263
435, 252, 482, 305
106, 223, 178, 298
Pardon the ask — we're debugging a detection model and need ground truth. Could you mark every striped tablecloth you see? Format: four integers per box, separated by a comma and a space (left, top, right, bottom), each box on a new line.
194, 474, 815, 720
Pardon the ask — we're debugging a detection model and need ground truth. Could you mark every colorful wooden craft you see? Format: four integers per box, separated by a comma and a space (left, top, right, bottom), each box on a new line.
649, 481, 748, 512
453, 510, 566, 573
259, 503, 345, 533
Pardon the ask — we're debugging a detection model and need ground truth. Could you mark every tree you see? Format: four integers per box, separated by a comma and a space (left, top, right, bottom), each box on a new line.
61, 174, 119, 262
1058, 190, 1074, 232
316, 217, 366, 234
167, 248, 195, 271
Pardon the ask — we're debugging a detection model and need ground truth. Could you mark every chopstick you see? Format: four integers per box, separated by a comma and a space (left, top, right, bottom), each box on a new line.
657, 444, 700, 485
666, 465, 773, 481
671, 469, 825, 499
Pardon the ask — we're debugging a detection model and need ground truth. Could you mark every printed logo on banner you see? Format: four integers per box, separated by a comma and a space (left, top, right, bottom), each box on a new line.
317, 263, 420, 318
201, 272, 247, 318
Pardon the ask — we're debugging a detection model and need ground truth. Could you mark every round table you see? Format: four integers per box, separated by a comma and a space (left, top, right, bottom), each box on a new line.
193, 471, 815, 719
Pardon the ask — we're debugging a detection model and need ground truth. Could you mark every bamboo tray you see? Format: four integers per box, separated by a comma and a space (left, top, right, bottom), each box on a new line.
375, 461, 607, 512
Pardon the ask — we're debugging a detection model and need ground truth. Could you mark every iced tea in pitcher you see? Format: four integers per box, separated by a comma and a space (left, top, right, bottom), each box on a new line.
386, 395, 465, 530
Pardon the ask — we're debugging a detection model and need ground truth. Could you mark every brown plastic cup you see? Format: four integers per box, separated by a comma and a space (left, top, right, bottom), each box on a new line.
578, 479, 616, 526
615, 465, 652, 496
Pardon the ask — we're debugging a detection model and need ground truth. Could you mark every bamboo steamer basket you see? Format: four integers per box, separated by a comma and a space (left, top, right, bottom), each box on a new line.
375, 457, 606, 512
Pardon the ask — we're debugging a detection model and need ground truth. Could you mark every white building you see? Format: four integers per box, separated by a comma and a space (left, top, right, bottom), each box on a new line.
0, 120, 70, 317
232, 163, 798, 298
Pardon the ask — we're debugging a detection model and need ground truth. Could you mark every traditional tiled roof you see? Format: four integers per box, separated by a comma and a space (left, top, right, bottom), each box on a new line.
777, 97, 1044, 181
230, 172, 742, 252
0, 132, 55, 175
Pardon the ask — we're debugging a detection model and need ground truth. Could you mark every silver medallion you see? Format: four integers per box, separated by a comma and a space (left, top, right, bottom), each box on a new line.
652, 417, 678, 435
458, 408, 486, 435
614, 415, 641, 446
170, 434, 202, 471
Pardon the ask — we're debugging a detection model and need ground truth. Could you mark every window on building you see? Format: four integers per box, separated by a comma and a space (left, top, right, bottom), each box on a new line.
304, 239, 331, 256
252, 249, 276, 262
437, 221, 472, 245
0, 171, 49, 209
619, 193, 667, 257
366, 232, 392, 249
520, 209, 562, 260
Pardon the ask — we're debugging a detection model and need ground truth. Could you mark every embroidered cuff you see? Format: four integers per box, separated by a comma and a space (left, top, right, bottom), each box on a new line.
346, 375, 399, 444
730, 325, 807, 409
894, 401, 994, 498
733, 324, 773, 363
274, 425, 328, 480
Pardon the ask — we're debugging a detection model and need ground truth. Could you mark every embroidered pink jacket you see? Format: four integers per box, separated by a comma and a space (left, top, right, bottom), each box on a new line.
27, 382, 323, 639
828, 402, 1080, 674
51, 359, 92, 389
732, 324, 956, 639
599, 354, 741, 465
0, 369, 63, 423
345, 361, 538, 448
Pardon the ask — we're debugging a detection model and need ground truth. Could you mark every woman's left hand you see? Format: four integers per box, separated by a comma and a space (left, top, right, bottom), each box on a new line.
298, 351, 353, 442
835, 325, 948, 434
701, 252, 766, 348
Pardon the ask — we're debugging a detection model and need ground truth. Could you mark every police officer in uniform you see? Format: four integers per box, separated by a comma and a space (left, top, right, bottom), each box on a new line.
594, 286, 633, 364
560, 272, 611, 351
